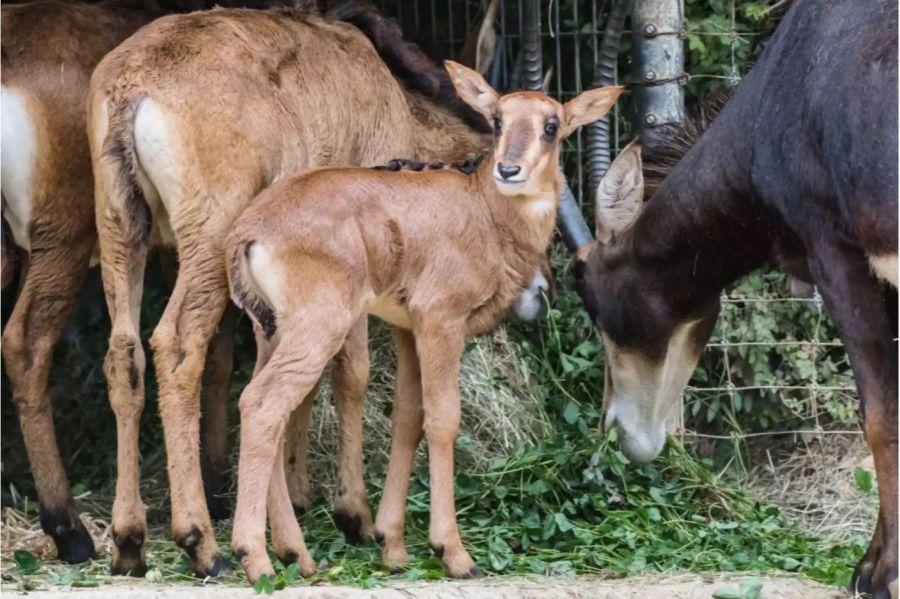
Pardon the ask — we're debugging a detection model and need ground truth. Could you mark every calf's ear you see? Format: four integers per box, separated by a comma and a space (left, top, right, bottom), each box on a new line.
562, 86, 623, 137
596, 139, 644, 244
445, 60, 500, 123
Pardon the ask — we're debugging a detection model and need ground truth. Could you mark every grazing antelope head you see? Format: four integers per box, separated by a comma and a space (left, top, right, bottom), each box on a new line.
579, 141, 721, 463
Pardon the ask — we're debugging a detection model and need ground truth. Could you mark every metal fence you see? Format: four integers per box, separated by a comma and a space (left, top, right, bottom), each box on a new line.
378, 0, 859, 446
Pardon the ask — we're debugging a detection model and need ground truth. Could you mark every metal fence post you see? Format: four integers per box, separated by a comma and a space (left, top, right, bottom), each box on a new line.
632, 0, 686, 134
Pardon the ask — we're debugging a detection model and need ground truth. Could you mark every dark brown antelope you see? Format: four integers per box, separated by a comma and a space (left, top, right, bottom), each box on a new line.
573, 1, 897, 597
0, 0, 168, 565
225, 60, 622, 582
88, 3, 503, 577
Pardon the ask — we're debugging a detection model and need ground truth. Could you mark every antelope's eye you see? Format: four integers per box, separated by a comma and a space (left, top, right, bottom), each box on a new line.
492, 115, 502, 133
544, 121, 559, 138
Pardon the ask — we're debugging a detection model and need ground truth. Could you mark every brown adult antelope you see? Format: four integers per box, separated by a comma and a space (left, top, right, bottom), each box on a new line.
88, 3, 500, 577
225, 61, 622, 582
573, 0, 897, 597
0, 0, 169, 565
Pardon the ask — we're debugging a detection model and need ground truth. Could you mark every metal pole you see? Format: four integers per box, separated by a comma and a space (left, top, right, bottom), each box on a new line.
632, 0, 686, 134
521, 0, 593, 253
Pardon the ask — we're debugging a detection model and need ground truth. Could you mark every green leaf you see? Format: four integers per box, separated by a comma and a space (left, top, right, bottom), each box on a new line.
781, 557, 802, 571
740, 578, 764, 599
562, 400, 581, 424
14, 550, 39, 576
855, 467, 874, 493
712, 589, 742, 599
253, 574, 274, 595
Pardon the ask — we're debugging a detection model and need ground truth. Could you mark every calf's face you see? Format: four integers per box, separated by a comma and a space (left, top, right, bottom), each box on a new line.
446, 61, 622, 199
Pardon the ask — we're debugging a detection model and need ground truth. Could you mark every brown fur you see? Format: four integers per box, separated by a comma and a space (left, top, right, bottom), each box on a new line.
224, 62, 622, 582
88, 6, 491, 576
1, 0, 162, 566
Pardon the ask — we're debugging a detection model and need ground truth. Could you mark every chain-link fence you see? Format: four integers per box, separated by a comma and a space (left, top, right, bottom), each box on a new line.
378, 0, 859, 449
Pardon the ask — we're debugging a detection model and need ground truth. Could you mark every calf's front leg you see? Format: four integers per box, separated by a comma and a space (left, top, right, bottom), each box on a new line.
414, 319, 479, 578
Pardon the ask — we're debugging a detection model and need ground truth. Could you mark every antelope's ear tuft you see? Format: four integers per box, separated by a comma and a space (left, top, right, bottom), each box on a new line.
445, 60, 500, 122
562, 86, 624, 137
596, 139, 644, 244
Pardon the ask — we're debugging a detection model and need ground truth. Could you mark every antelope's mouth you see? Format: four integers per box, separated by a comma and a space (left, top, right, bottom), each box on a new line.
494, 176, 526, 186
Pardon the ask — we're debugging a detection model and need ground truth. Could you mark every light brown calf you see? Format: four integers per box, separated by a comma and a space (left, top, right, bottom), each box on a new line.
88, 4, 491, 577
1, 0, 162, 565
226, 61, 622, 582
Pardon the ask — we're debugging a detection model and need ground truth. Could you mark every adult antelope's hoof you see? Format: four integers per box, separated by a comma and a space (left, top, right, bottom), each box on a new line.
110, 527, 147, 577
333, 509, 373, 545
852, 554, 877, 596
41, 508, 96, 564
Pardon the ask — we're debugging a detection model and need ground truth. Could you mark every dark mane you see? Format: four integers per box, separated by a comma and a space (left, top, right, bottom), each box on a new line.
372, 155, 484, 174
640, 88, 733, 198
321, 1, 491, 134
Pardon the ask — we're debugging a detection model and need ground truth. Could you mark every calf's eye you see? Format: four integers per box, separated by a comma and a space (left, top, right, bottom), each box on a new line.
544, 122, 558, 137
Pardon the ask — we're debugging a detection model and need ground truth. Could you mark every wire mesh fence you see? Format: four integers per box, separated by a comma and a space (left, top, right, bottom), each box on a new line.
378, 0, 859, 446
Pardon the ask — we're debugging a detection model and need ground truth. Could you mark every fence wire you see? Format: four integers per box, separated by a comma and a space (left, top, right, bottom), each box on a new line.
378, 1, 858, 446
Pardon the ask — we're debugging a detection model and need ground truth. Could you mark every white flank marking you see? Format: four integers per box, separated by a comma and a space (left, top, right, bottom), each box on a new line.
1, 86, 37, 251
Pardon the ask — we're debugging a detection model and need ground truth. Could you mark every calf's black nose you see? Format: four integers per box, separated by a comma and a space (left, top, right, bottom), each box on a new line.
497, 163, 521, 180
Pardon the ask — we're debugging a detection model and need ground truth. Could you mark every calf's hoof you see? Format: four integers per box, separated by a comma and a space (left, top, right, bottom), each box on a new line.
276, 550, 316, 578
234, 546, 275, 584
175, 525, 231, 578
110, 527, 147, 577
432, 542, 477, 579
41, 508, 96, 564
376, 530, 410, 572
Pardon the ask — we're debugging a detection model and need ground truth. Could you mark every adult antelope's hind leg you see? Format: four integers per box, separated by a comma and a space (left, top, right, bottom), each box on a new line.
3, 238, 94, 564
331, 316, 374, 544
808, 241, 897, 599
149, 248, 231, 577
200, 305, 236, 521
96, 210, 151, 575
374, 330, 423, 569
233, 308, 358, 583
415, 319, 478, 579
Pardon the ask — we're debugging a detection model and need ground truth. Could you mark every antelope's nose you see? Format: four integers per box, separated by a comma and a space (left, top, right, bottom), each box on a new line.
496, 163, 522, 180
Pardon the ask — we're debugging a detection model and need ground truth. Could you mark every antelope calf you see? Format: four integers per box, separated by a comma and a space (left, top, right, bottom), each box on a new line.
226, 61, 622, 582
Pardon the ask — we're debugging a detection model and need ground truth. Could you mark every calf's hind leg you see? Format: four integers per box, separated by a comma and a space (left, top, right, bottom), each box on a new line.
331, 315, 374, 544
233, 302, 360, 582
807, 240, 897, 599
3, 238, 95, 564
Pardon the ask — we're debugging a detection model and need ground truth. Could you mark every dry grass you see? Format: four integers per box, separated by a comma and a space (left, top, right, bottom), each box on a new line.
743, 434, 877, 543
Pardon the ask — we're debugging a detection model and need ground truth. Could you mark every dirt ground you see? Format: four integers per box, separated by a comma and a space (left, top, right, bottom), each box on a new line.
1, 574, 849, 599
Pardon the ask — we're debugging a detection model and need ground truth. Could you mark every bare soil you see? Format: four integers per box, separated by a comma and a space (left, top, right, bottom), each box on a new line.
1, 574, 849, 599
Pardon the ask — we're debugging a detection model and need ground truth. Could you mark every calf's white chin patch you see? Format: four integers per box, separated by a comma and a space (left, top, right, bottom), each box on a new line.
512, 269, 549, 321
